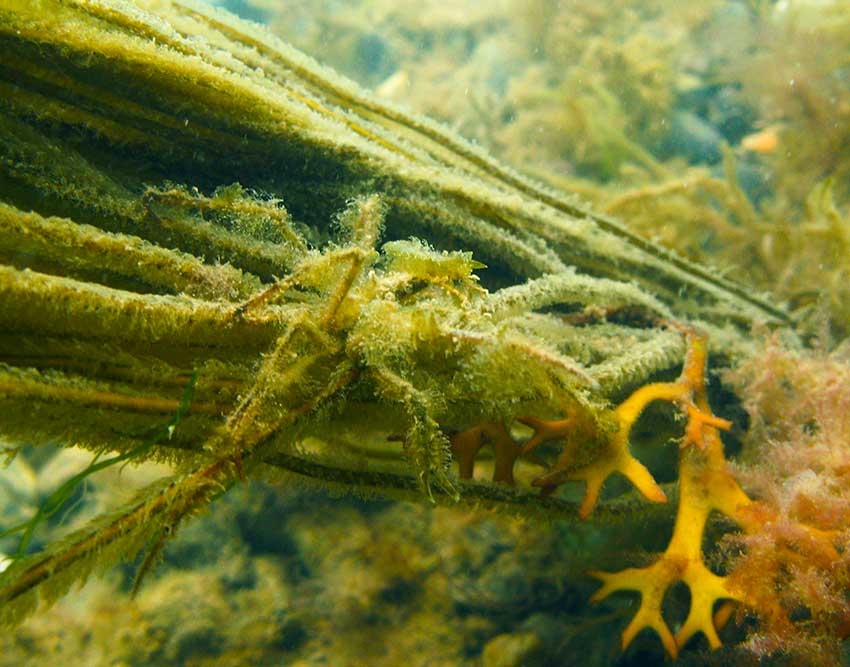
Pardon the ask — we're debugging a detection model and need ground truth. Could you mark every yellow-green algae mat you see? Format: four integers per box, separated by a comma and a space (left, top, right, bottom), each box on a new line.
0, 0, 786, 638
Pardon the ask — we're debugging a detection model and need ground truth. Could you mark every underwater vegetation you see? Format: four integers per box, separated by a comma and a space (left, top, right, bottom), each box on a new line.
0, 0, 848, 665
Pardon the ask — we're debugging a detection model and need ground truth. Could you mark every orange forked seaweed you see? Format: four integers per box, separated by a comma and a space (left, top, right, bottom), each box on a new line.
450, 325, 844, 658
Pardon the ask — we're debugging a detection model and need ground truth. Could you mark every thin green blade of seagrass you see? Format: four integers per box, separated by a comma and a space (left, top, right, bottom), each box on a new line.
0, 372, 199, 559
0, 372, 206, 627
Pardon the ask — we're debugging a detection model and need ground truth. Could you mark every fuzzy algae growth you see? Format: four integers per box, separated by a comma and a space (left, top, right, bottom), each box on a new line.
0, 0, 844, 663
